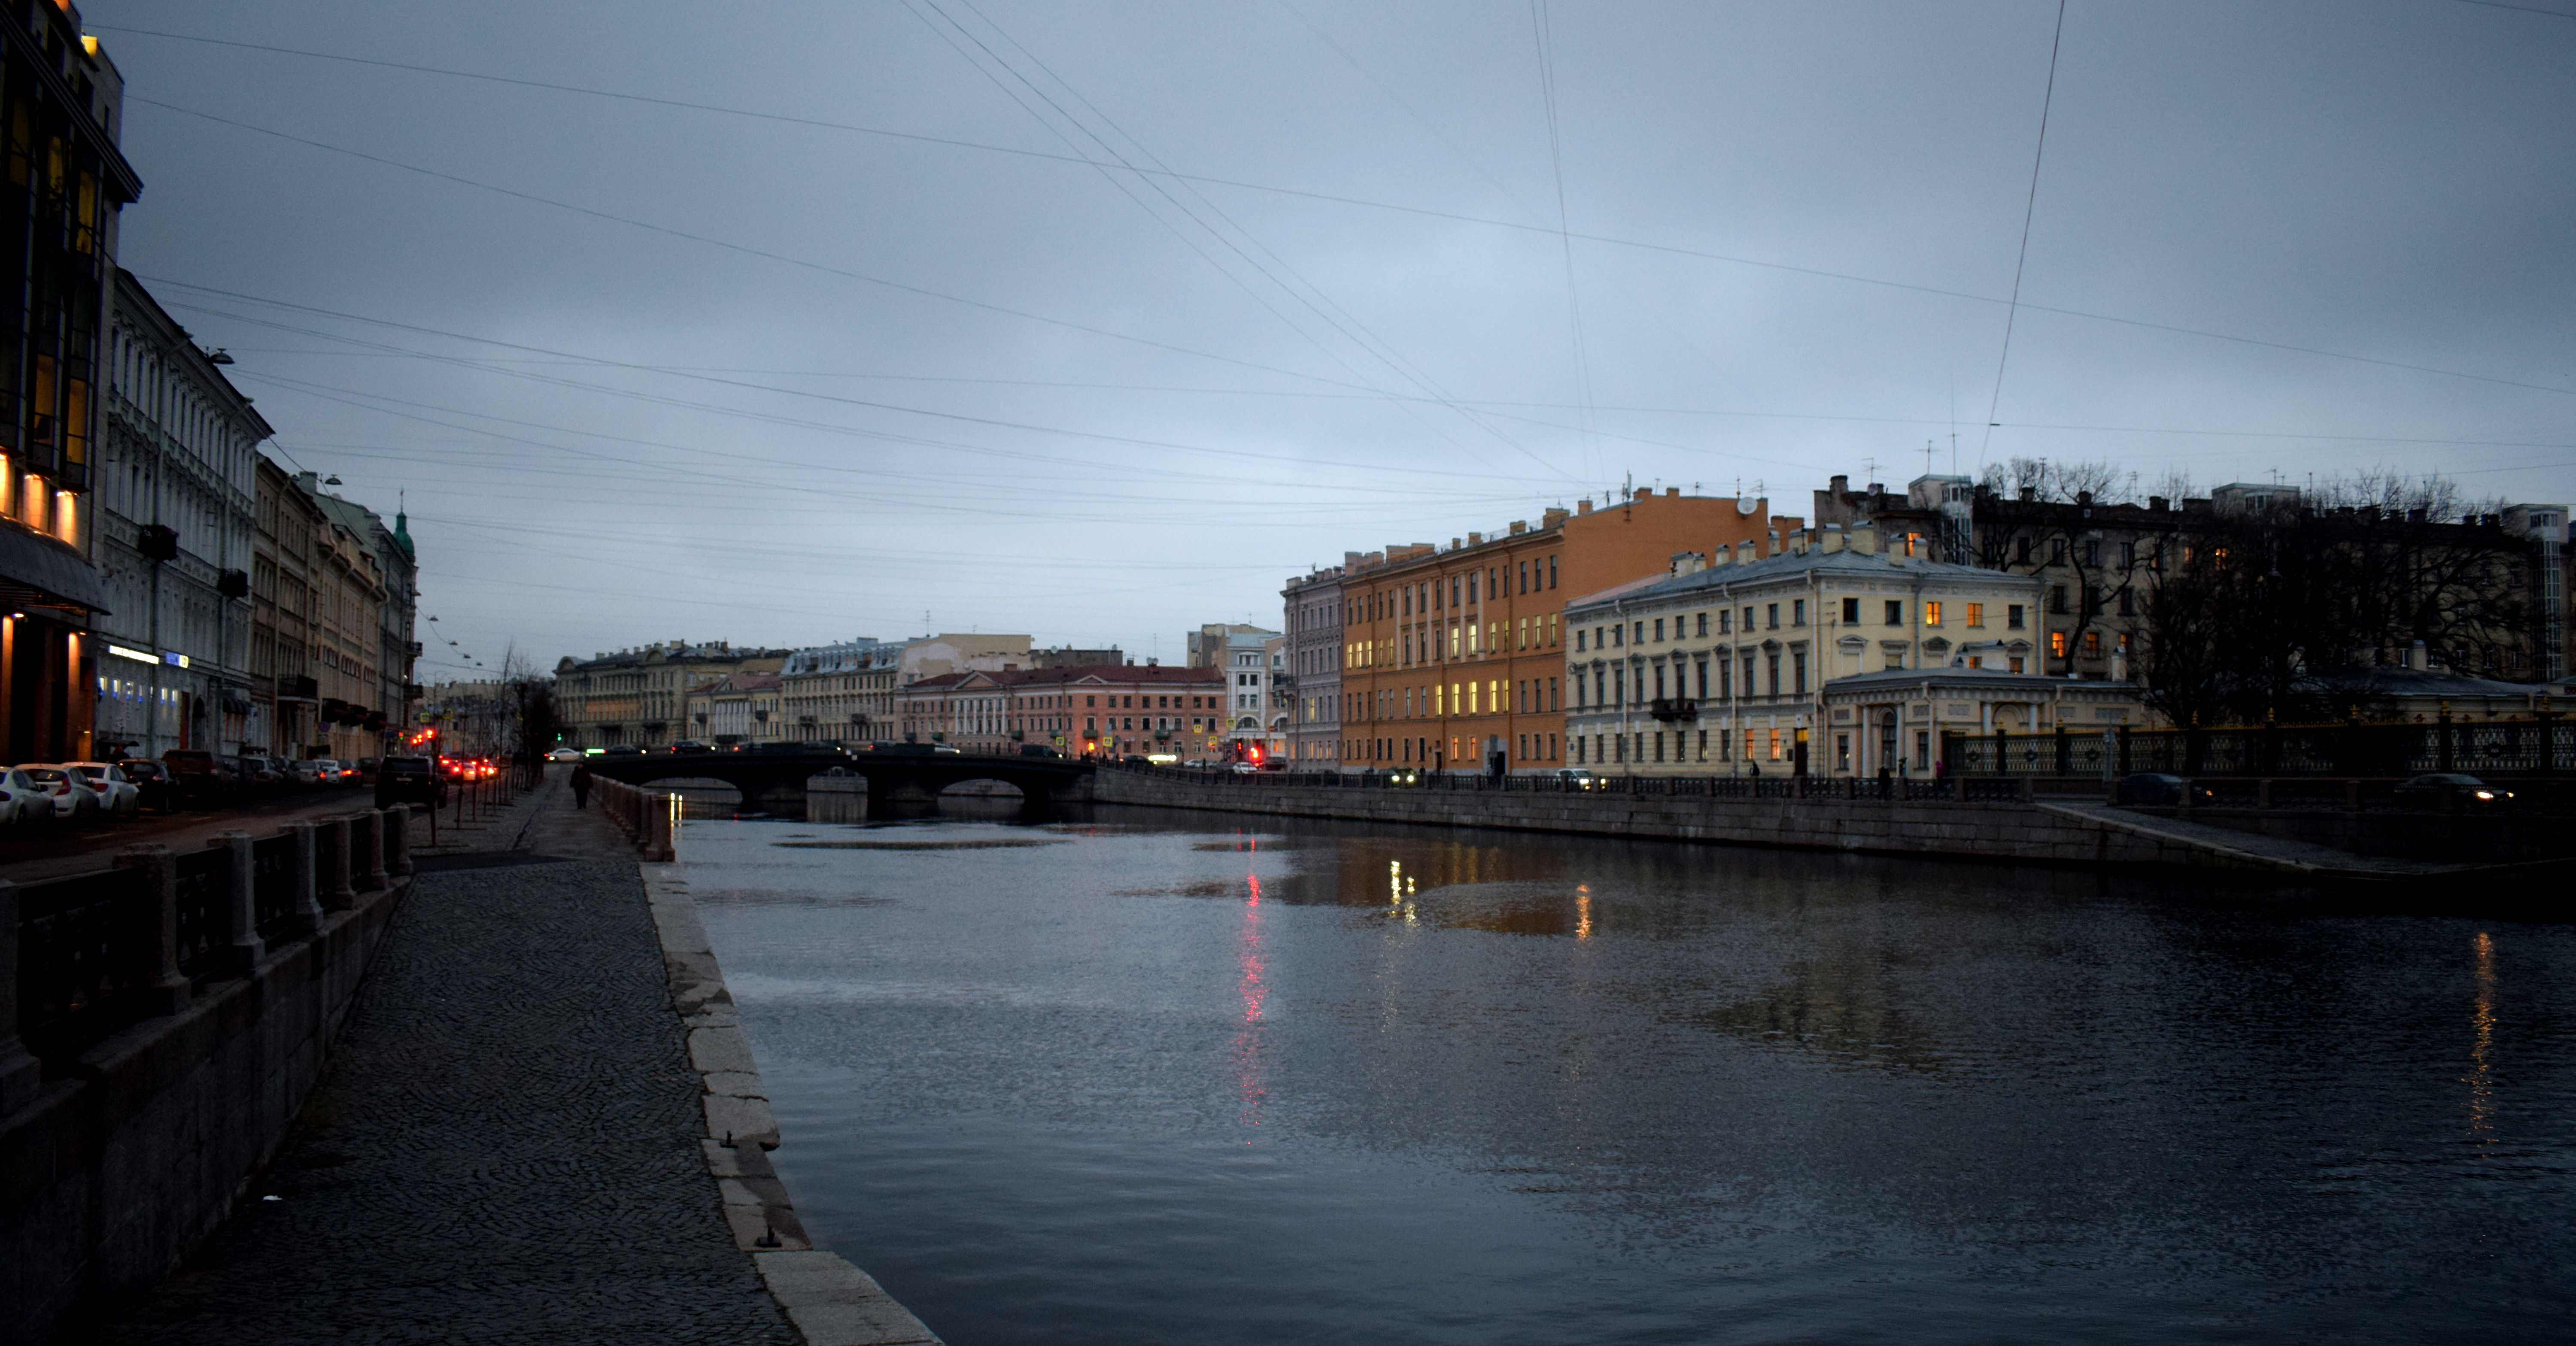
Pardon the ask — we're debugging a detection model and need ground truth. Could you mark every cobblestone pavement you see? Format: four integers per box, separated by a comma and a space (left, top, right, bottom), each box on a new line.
85, 772, 794, 1346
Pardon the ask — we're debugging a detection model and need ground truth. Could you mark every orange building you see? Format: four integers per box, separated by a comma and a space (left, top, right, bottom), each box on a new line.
1334, 487, 1796, 774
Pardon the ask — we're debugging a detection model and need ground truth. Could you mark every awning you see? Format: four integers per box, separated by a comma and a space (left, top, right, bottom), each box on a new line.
0, 522, 110, 615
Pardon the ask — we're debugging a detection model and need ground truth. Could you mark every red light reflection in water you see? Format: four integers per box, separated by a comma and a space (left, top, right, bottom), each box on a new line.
1232, 868, 1269, 1128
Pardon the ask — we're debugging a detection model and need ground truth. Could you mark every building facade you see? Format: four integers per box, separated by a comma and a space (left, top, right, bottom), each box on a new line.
249, 457, 324, 755
1281, 564, 1343, 764
684, 670, 784, 746
1562, 525, 2046, 775
91, 270, 262, 757
1336, 487, 1796, 776
897, 662, 1226, 761
0, 6, 138, 764
1819, 669, 2144, 778
779, 637, 889, 744
300, 472, 413, 761
552, 640, 787, 749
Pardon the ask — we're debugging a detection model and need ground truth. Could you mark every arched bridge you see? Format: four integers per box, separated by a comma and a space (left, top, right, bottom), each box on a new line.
581, 749, 1094, 818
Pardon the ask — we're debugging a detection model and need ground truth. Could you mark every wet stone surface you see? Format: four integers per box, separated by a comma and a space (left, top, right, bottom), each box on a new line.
88, 853, 794, 1346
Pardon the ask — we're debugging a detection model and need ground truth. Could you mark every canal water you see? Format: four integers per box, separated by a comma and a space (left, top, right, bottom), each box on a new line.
680, 804, 2574, 1344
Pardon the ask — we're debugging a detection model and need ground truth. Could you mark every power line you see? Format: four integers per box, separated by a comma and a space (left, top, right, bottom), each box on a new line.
103, 25, 2575, 398
1978, 0, 2068, 468
1530, 0, 1600, 483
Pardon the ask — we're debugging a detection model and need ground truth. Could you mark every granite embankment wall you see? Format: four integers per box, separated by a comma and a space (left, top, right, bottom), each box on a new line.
1090, 770, 2255, 870
2, 817, 410, 1346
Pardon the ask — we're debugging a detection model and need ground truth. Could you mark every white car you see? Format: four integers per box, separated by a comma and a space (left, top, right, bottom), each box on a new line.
15, 765, 99, 822
64, 762, 142, 818
0, 767, 39, 826
288, 759, 334, 787
546, 746, 585, 762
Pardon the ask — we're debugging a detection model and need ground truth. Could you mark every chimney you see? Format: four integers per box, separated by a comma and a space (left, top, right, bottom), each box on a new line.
1709, 547, 1732, 567
1467, 532, 1482, 545
1849, 528, 1878, 555
1575, 500, 1593, 515
1664, 487, 1680, 499
1735, 540, 1759, 565
1634, 487, 1653, 503
1830, 473, 1849, 497
1766, 530, 1782, 555
2148, 496, 2168, 512
1510, 520, 1527, 535
1820, 527, 1846, 554
295, 470, 319, 494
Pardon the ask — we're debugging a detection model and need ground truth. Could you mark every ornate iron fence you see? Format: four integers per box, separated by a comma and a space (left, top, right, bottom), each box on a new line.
173, 848, 231, 981
14, 868, 157, 1059
1945, 716, 2573, 779
251, 834, 298, 941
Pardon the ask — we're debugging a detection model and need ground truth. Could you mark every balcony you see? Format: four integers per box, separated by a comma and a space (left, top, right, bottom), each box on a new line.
1648, 697, 1699, 723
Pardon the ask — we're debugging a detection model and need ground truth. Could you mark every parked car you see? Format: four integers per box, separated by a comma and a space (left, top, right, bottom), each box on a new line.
17, 766, 100, 822
1552, 768, 1600, 791
376, 755, 446, 809
668, 740, 714, 755
65, 762, 142, 817
0, 766, 41, 826
546, 746, 586, 762
233, 755, 286, 796
114, 758, 175, 813
355, 757, 382, 785
286, 758, 333, 787
160, 749, 234, 805
2115, 773, 2187, 806
2393, 773, 2513, 808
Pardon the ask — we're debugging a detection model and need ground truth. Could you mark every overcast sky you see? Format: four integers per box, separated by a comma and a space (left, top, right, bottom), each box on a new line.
89, 0, 2576, 679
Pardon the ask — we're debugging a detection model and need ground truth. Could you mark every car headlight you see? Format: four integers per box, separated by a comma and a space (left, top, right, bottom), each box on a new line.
2475, 790, 2497, 800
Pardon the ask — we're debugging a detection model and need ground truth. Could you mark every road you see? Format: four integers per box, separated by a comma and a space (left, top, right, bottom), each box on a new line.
0, 788, 413, 882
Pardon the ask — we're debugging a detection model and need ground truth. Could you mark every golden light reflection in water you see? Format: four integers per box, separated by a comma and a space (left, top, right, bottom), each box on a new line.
2468, 930, 2495, 1140
1388, 859, 1417, 924
1575, 884, 1592, 940
1233, 867, 1269, 1129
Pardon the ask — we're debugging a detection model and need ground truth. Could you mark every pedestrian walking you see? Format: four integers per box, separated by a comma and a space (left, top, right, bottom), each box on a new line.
571, 762, 592, 809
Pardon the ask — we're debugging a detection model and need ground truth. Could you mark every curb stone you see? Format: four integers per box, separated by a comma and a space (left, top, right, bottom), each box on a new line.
642, 867, 945, 1346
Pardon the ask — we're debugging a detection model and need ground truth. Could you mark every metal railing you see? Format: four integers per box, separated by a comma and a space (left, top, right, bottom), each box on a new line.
1945, 714, 2573, 779
3, 806, 413, 1087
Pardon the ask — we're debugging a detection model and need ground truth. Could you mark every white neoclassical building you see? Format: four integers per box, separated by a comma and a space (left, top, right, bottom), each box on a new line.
1561, 526, 2051, 774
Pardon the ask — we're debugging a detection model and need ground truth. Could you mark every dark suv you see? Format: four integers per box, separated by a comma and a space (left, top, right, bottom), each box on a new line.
375, 755, 445, 810
160, 749, 234, 806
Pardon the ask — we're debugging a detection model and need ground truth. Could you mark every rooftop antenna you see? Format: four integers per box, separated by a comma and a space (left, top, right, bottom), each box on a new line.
1924, 439, 1936, 478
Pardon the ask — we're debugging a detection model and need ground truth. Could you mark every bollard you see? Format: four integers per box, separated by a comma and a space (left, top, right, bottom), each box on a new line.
356, 809, 389, 891
383, 804, 413, 877
283, 820, 325, 937
213, 831, 262, 973
0, 879, 39, 1113
112, 844, 188, 1016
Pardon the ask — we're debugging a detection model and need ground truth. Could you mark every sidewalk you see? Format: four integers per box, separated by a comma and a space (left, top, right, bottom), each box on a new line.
83, 770, 798, 1345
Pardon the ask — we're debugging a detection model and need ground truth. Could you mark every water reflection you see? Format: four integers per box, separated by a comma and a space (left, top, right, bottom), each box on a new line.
683, 806, 2576, 1346
2470, 929, 2496, 1140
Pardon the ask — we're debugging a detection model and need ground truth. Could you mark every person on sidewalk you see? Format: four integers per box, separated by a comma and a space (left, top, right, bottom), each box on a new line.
570, 762, 592, 809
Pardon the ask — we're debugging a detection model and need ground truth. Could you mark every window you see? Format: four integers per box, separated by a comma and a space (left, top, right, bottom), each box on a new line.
2083, 631, 2101, 659
2007, 604, 2026, 629
1695, 659, 1708, 698
1842, 597, 1859, 624
1633, 621, 1644, 645
2009, 655, 2026, 673
1766, 652, 1780, 697
1612, 624, 1623, 648
1468, 573, 1479, 604
1720, 609, 1732, 634
2050, 631, 2068, 658
1548, 677, 1557, 711
1966, 602, 1984, 627
2084, 540, 2099, 566
1577, 628, 1587, 652
1549, 556, 1558, 588
2118, 590, 2134, 617
2050, 538, 2066, 563
2016, 537, 2032, 564
1885, 600, 1903, 626
1519, 561, 1528, 593
1653, 618, 1665, 642
1924, 601, 1942, 626
2050, 585, 2068, 615
1696, 612, 1708, 637
1792, 600, 1805, 626
1766, 603, 1779, 630
1885, 647, 1903, 671
1792, 650, 1807, 694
